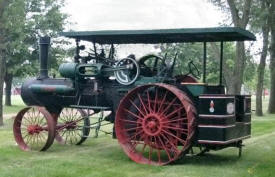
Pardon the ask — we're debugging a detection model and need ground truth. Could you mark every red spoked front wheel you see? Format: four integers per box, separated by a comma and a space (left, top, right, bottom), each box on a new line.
115, 84, 196, 165
13, 106, 56, 151
55, 108, 90, 145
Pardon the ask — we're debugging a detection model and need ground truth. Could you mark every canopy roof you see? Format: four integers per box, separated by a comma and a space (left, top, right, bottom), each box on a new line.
60, 27, 256, 44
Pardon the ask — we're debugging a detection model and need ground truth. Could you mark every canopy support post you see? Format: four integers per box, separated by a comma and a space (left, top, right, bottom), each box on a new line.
219, 41, 224, 85
203, 42, 207, 83
74, 38, 80, 63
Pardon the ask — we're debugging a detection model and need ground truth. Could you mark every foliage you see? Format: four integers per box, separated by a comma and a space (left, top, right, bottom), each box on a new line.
159, 43, 203, 77
243, 55, 257, 91
208, 0, 253, 94
0, 0, 13, 125
0, 0, 72, 80
8, 0, 70, 78
1, 0, 71, 107
159, 41, 259, 89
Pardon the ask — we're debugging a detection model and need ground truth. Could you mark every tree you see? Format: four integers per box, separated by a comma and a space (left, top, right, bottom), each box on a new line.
0, 0, 13, 125
209, 0, 253, 94
3, 0, 26, 106
255, 0, 271, 116
159, 42, 240, 88
0, 0, 69, 125
209, 42, 236, 89
159, 43, 203, 77
4, 0, 69, 106
268, 0, 275, 113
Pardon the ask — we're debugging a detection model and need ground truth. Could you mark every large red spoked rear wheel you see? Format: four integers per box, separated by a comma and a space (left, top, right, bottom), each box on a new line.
55, 108, 90, 145
13, 106, 55, 151
115, 83, 196, 165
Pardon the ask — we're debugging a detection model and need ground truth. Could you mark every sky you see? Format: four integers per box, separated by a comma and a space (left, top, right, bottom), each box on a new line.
62, 0, 224, 31
61, 0, 228, 58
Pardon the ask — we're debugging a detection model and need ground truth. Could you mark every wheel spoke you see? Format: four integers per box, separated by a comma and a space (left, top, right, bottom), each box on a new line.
161, 129, 186, 144
129, 129, 144, 140
146, 90, 154, 113
164, 106, 185, 118
138, 94, 149, 114
55, 108, 90, 145
120, 119, 141, 124
160, 133, 181, 156
160, 97, 178, 115
124, 108, 143, 120
149, 142, 153, 163
162, 117, 188, 124
162, 126, 188, 134
129, 100, 146, 117
157, 91, 168, 113
153, 88, 158, 112
124, 126, 142, 132
157, 136, 172, 161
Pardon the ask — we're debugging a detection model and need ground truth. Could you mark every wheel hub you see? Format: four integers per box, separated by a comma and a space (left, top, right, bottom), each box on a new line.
27, 124, 43, 135
65, 121, 77, 130
142, 114, 163, 136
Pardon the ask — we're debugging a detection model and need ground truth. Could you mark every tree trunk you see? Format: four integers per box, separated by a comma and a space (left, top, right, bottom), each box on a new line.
4, 72, 13, 106
226, 0, 252, 94
268, 0, 275, 113
0, 0, 12, 126
0, 50, 5, 126
256, 20, 269, 116
229, 42, 246, 94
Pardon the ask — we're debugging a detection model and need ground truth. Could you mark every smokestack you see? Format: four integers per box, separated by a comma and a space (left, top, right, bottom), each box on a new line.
38, 36, 50, 79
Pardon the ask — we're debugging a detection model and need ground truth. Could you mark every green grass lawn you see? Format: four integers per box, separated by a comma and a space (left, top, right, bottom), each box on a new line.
0, 96, 275, 177
3, 96, 25, 115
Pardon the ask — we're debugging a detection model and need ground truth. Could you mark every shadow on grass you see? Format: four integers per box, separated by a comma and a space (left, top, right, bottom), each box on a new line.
175, 153, 240, 166
34, 136, 241, 167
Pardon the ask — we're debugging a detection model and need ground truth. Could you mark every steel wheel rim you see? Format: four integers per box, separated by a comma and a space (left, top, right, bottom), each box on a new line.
115, 84, 196, 165
13, 106, 55, 151
55, 108, 90, 145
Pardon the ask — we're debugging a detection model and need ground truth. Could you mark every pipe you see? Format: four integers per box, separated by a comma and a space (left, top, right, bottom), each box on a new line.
203, 42, 207, 83
219, 41, 223, 85
38, 36, 50, 79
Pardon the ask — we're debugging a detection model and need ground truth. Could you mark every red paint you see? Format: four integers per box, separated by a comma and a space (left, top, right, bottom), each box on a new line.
175, 75, 198, 83
210, 100, 214, 108
115, 83, 196, 165
13, 106, 55, 151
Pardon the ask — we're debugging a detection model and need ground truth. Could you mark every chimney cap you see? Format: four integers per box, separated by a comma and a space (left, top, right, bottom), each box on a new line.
39, 36, 51, 45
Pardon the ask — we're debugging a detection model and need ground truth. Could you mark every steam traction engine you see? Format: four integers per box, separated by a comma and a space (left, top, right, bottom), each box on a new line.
13, 27, 255, 165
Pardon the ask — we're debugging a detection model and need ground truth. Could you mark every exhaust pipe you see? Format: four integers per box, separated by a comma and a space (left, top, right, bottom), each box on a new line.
38, 36, 50, 79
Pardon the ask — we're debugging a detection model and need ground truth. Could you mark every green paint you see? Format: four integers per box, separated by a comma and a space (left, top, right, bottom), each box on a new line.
59, 63, 78, 79
60, 27, 256, 44
30, 84, 75, 93
76, 64, 101, 77
59, 62, 114, 79
185, 84, 206, 96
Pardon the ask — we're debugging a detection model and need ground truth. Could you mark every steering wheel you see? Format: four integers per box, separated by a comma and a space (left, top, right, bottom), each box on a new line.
138, 54, 167, 76
188, 61, 201, 79
114, 58, 140, 85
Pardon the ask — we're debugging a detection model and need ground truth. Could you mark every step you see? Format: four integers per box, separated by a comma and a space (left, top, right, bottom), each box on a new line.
69, 105, 111, 110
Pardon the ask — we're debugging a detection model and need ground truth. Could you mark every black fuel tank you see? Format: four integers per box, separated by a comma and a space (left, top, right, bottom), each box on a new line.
21, 78, 76, 108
